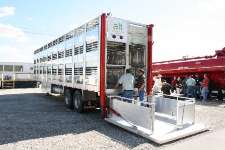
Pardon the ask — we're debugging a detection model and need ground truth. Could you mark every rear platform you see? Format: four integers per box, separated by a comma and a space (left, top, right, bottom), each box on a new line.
105, 95, 208, 144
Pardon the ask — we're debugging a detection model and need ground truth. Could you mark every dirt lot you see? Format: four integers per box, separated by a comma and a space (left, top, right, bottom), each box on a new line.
0, 88, 224, 150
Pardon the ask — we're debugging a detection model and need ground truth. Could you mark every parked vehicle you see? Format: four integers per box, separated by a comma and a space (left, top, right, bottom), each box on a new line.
0, 62, 35, 88
34, 14, 207, 144
34, 14, 153, 115
153, 48, 225, 100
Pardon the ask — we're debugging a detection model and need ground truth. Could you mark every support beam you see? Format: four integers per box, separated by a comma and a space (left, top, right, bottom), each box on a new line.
100, 13, 106, 118
147, 24, 154, 95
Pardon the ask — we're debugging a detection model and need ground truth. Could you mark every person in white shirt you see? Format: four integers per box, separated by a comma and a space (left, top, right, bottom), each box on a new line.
186, 75, 196, 98
115, 68, 134, 101
152, 74, 162, 94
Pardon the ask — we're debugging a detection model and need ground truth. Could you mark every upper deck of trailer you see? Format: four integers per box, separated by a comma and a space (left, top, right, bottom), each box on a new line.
33, 15, 147, 56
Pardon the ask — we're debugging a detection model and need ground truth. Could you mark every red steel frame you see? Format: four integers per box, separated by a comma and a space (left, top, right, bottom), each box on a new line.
153, 55, 225, 75
152, 48, 225, 89
147, 24, 154, 95
100, 13, 106, 118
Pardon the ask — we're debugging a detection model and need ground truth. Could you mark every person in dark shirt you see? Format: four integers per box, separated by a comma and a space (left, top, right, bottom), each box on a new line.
135, 69, 145, 101
161, 79, 173, 95
194, 74, 201, 99
171, 76, 177, 90
181, 75, 188, 96
175, 77, 182, 94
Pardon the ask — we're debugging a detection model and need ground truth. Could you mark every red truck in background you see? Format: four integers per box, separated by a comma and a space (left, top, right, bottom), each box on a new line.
153, 47, 225, 100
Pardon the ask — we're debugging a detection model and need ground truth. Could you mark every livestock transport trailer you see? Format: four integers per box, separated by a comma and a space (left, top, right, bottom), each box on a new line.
34, 14, 207, 144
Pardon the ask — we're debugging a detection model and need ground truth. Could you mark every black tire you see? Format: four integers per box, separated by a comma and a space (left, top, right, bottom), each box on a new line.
64, 88, 74, 109
217, 89, 224, 101
46, 92, 50, 96
73, 91, 83, 113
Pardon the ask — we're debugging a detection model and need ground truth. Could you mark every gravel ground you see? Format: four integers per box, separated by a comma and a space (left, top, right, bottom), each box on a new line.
0, 88, 224, 150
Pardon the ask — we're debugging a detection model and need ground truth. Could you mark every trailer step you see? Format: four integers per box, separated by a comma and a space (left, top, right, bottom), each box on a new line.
2, 81, 15, 89
106, 116, 207, 144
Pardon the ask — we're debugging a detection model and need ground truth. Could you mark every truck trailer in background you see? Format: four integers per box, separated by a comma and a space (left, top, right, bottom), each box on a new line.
0, 62, 36, 89
153, 48, 225, 100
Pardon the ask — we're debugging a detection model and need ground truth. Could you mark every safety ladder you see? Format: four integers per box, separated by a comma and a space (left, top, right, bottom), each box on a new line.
2, 80, 15, 89
1, 73, 15, 89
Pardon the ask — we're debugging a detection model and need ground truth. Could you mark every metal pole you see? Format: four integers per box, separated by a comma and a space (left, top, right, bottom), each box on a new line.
147, 24, 154, 95
100, 13, 106, 118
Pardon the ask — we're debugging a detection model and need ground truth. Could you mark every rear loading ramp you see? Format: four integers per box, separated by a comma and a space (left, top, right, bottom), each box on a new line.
105, 95, 208, 144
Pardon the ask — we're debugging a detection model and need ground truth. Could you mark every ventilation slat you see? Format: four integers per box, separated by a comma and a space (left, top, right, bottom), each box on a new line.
58, 69, 63, 75
80, 46, 84, 54
74, 46, 84, 55
74, 67, 83, 75
74, 47, 79, 55
52, 69, 57, 75
65, 49, 72, 57
58, 51, 64, 58
86, 41, 98, 52
47, 68, 51, 74
47, 55, 51, 61
85, 67, 97, 76
65, 68, 72, 75
52, 53, 57, 60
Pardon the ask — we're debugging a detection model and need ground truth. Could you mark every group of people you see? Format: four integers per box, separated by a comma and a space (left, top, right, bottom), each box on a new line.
152, 73, 210, 102
115, 68, 210, 103
115, 68, 145, 102
184, 74, 209, 102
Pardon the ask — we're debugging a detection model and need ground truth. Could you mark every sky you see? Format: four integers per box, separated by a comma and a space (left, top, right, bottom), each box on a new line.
0, 0, 224, 63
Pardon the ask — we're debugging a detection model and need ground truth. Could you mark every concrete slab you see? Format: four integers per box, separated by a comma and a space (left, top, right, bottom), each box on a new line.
161, 128, 225, 150
0, 88, 43, 95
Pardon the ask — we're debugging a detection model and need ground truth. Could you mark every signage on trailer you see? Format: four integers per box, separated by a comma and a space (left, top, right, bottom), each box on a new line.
107, 17, 128, 43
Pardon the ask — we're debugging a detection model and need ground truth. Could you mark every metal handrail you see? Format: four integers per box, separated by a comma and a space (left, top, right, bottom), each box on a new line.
154, 94, 195, 128
108, 95, 155, 107
156, 93, 195, 102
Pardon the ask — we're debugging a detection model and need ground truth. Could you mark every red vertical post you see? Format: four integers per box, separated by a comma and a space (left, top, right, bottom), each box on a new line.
147, 24, 154, 95
100, 13, 106, 118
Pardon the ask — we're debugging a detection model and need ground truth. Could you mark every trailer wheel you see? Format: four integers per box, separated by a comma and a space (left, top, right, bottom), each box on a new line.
64, 88, 73, 109
73, 91, 83, 113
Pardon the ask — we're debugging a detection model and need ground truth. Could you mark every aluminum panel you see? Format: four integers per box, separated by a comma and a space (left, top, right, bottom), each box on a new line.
177, 101, 195, 125
154, 96, 177, 116
109, 96, 154, 130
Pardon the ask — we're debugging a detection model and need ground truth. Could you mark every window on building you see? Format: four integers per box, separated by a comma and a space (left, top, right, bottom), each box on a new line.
14, 65, 23, 72
0, 65, 3, 72
4, 65, 13, 72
